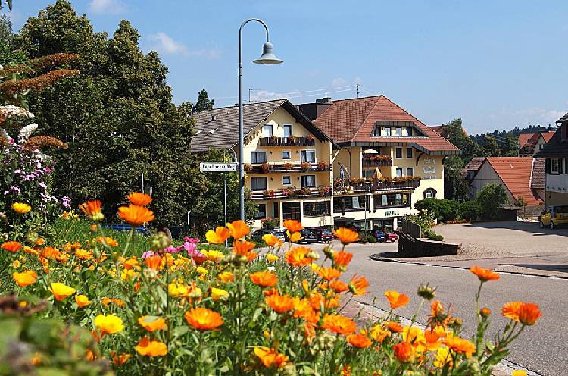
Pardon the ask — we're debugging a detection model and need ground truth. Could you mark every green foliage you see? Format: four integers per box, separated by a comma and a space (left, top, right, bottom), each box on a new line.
458, 200, 481, 221
423, 228, 443, 241
476, 183, 508, 220
415, 198, 460, 222
192, 89, 214, 113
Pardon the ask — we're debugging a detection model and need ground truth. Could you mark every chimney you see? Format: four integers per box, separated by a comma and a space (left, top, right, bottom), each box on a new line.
298, 97, 333, 121
316, 97, 332, 104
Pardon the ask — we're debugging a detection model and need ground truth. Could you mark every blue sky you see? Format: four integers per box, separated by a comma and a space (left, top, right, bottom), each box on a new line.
6, 0, 568, 134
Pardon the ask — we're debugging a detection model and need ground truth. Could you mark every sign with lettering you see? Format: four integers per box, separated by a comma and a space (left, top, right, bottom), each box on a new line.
199, 162, 238, 172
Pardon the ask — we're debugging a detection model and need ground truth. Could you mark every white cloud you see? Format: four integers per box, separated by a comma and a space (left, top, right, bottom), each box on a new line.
250, 90, 300, 102
148, 32, 221, 59
89, 0, 125, 14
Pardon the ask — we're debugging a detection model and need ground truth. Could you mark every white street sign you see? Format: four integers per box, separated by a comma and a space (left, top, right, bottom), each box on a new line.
200, 162, 238, 172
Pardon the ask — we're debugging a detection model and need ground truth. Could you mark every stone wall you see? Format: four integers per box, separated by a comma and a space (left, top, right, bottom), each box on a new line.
397, 232, 459, 257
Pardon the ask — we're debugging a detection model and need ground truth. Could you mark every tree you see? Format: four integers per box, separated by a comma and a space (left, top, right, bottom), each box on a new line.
476, 183, 508, 220
444, 155, 470, 201
16, 1, 197, 227
192, 89, 214, 113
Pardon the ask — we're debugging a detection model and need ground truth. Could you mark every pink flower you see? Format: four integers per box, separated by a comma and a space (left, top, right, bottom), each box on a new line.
141, 251, 155, 259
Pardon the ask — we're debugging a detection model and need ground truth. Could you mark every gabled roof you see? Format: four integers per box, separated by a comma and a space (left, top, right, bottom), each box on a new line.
518, 133, 536, 149
540, 131, 556, 143
312, 95, 459, 155
463, 157, 486, 178
190, 99, 329, 152
534, 124, 568, 158
484, 157, 543, 206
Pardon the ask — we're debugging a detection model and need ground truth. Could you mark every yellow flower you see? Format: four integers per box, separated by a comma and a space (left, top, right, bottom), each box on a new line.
94, 314, 124, 335
50, 282, 76, 301
201, 249, 225, 263
210, 287, 229, 301
12, 260, 21, 268
218, 271, 235, 283
433, 346, 452, 368
75, 295, 91, 308
265, 253, 279, 263
196, 266, 208, 275
512, 371, 527, 376
168, 283, 189, 298
13, 270, 37, 287
11, 202, 31, 214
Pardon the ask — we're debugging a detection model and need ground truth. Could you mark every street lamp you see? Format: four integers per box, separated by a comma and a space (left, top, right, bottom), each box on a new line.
238, 18, 283, 222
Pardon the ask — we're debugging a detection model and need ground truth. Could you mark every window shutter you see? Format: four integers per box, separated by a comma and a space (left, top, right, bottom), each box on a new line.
545, 158, 551, 174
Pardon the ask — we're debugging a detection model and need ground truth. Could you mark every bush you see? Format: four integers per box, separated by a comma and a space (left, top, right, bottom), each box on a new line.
424, 228, 444, 241
415, 198, 460, 222
459, 200, 481, 221
476, 184, 508, 220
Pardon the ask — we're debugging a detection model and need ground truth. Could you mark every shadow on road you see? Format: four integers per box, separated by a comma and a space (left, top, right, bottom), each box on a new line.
461, 221, 568, 238
515, 264, 568, 273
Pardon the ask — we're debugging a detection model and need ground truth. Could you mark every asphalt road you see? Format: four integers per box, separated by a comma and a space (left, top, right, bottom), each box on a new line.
308, 241, 567, 376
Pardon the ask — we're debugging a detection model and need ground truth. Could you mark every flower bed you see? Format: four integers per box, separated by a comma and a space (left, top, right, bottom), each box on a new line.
0, 193, 539, 375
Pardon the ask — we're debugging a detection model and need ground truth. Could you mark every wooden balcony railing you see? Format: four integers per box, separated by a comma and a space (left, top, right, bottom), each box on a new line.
362, 155, 393, 167
333, 177, 421, 194
258, 136, 316, 147
245, 162, 331, 174
250, 185, 332, 200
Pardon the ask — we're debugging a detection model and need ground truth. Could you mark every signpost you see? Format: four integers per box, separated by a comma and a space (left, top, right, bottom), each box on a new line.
199, 162, 238, 172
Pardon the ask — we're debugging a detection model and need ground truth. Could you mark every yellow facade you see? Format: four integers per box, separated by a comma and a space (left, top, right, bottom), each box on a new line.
243, 107, 333, 228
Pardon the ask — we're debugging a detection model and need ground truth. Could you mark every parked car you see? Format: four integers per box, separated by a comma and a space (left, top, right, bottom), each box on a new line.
386, 232, 399, 242
539, 205, 568, 229
373, 229, 387, 243
107, 224, 150, 235
310, 227, 333, 242
297, 228, 318, 244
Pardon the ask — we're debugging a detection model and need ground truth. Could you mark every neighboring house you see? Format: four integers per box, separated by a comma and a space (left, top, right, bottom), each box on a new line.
299, 95, 459, 231
463, 157, 486, 183
519, 131, 556, 156
191, 99, 334, 229
534, 114, 568, 207
469, 157, 544, 211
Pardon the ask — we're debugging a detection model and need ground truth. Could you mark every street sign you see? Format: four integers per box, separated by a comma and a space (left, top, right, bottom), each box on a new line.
199, 162, 238, 172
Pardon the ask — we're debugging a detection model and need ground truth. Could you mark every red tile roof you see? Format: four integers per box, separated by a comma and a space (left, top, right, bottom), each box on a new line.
313, 95, 459, 154
518, 133, 536, 149
540, 131, 556, 143
486, 157, 543, 206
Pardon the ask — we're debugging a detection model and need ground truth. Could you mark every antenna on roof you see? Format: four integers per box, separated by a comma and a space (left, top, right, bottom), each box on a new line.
356, 83, 360, 99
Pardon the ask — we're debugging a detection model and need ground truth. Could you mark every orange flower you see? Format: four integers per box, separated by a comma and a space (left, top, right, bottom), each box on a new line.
1, 241, 22, 253
393, 342, 413, 362
518, 303, 541, 325
332, 250, 353, 270
328, 279, 349, 293
138, 316, 167, 332
285, 247, 313, 267
117, 204, 154, 226
144, 254, 163, 270
347, 333, 372, 348
50, 282, 76, 301
218, 271, 235, 283
501, 301, 522, 321
322, 314, 356, 335
469, 266, 500, 282
263, 234, 283, 247
250, 270, 278, 288
75, 295, 91, 308
233, 240, 256, 257
127, 192, 152, 206
385, 321, 404, 333
79, 200, 104, 221
253, 347, 289, 368
445, 336, 476, 357
370, 324, 391, 343
135, 337, 168, 357
384, 290, 410, 309
316, 267, 342, 281
431, 300, 445, 317
333, 227, 359, 245
41, 246, 61, 260
288, 231, 302, 242
502, 302, 541, 325
348, 275, 369, 295
185, 307, 224, 331
265, 294, 295, 314
111, 352, 131, 366
205, 227, 230, 244
283, 219, 302, 233
227, 220, 250, 240
13, 270, 37, 287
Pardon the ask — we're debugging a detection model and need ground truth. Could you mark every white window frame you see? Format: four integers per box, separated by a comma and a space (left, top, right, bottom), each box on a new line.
282, 175, 291, 185
381, 127, 392, 137
406, 148, 413, 158
393, 127, 402, 137
251, 151, 267, 164
551, 158, 560, 174
395, 148, 402, 159
283, 124, 292, 137
262, 124, 273, 137
281, 150, 291, 159
406, 167, 414, 177
301, 175, 316, 188
395, 168, 403, 177
301, 149, 316, 163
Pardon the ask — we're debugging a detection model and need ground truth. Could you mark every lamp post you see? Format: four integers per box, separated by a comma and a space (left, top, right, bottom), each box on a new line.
238, 18, 283, 221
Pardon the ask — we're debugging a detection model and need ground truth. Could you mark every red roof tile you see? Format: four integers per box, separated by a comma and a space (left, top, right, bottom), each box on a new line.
518, 133, 536, 149
540, 131, 556, 143
486, 157, 543, 206
313, 96, 459, 154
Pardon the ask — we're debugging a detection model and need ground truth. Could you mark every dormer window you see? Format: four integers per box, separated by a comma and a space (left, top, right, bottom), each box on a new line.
372, 121, 421, 137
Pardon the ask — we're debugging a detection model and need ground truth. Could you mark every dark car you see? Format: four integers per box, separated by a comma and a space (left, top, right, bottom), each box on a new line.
373, 229, 387, 243
310, 227, 333, 242
297, 228, 318, 244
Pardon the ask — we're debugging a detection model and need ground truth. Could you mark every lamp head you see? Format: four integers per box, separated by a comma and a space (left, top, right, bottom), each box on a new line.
253, 42, 283, 64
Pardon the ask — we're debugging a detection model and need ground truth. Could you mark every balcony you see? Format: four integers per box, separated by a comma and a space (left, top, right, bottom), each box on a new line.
245, 161, 331, 174
362, 154, 392, 168
250, 185, 332, 200
333, 177, 421, 194
258, 136, 316, 147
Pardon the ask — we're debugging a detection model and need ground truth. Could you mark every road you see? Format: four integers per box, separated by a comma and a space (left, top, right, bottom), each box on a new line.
307, 241, 567, 376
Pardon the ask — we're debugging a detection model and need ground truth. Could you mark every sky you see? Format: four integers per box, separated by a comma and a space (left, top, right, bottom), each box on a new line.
5, 0, 568, 134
